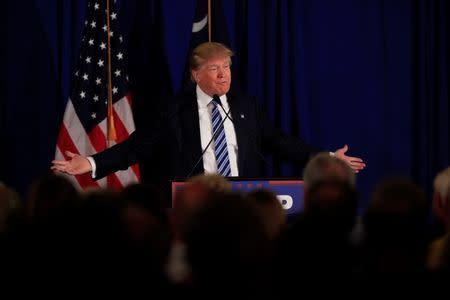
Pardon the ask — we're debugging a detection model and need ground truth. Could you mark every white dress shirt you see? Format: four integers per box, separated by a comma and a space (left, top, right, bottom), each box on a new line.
196, 85, 239, 177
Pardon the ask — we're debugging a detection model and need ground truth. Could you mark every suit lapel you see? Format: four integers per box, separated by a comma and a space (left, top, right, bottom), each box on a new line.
228, 93, 249, 176
178, 93, 203, 176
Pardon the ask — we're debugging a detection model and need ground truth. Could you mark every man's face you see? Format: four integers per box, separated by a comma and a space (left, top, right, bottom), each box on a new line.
192, 56, 231, 97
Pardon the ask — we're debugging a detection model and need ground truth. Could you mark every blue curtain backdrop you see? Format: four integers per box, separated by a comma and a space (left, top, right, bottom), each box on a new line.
1, 0, 449, 212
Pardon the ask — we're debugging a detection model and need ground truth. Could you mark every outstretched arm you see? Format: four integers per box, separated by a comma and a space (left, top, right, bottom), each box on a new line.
334, 144, 366, 173
51, 151, 92, 175
52, 134, 139, 179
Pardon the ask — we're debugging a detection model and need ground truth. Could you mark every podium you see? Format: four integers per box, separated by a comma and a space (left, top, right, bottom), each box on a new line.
171, 178, 304, 217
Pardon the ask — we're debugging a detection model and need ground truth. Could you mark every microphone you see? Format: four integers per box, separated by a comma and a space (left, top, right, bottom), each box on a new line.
213, 94, 234, 124
214, 95, 273, 170
185, 95, 231, 178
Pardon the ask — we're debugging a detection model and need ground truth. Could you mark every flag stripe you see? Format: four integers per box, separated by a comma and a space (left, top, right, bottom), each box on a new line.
114, 95, 135, 135
114, 168, 139, 187
131, 164, 140, 178
112, 103, 131, 143
62, 99, 97, 156
107, 174, 123, 191
88, 123, 108, 153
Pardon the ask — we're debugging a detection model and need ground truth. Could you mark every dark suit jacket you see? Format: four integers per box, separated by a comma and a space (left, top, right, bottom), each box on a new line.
93, 90, 319, 190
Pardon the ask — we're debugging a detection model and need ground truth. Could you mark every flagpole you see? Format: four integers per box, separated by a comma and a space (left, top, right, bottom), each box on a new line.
106, 0, 117, 145
208, 0, 211, 42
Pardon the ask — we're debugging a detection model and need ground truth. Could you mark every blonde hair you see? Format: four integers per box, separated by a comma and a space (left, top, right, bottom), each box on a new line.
189, 42, 233, 71
434, 166, 450, 203
187, 174, 232, 193
303, 152, 355, 191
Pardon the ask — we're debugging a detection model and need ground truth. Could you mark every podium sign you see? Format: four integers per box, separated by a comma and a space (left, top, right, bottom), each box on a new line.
171, 179, 304, 217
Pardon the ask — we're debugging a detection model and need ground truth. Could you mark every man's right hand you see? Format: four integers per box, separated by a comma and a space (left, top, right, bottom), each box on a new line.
51, 151, 92, 175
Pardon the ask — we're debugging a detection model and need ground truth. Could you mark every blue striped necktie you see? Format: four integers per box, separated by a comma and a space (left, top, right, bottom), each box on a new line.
210, 98, 231, 177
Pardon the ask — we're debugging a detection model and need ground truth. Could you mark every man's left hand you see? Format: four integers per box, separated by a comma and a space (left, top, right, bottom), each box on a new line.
334, 144, 366, 173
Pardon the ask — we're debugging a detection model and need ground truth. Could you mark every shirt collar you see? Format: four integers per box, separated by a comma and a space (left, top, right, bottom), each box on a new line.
196, 85, 228, 109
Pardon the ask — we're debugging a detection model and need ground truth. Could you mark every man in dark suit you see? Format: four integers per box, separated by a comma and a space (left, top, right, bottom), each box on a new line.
52, 42, 365, 191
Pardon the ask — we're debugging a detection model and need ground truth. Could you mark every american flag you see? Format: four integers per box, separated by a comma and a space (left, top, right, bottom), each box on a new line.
55, 0, 140, 190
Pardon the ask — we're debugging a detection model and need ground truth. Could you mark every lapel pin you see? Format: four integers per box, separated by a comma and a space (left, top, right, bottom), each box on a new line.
240, 114, 245, 119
